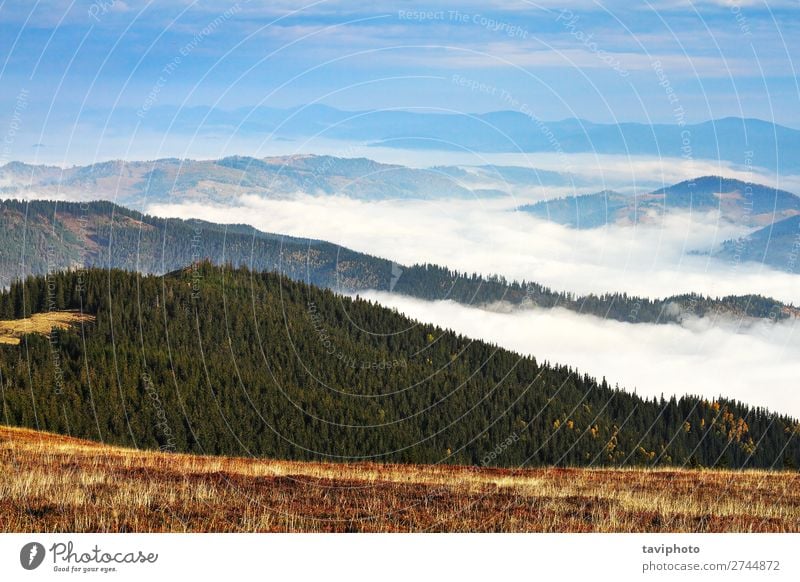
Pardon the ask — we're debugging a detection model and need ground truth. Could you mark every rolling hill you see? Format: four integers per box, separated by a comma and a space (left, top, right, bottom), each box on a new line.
0, 264, 798, 469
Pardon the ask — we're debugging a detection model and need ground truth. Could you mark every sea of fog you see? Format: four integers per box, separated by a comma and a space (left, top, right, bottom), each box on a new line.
146, 192, 800, 417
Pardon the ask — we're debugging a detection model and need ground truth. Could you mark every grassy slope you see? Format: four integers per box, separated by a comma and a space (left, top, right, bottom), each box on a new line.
0, 311, 94, 345
1, 425, 797, 533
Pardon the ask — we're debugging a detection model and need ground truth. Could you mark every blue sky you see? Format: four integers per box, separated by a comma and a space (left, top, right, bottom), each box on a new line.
0, 0, 798, 140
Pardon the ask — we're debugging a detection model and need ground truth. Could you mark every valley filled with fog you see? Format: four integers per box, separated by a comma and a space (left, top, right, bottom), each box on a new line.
146, 184, 799, 416
148, 192, 799, 304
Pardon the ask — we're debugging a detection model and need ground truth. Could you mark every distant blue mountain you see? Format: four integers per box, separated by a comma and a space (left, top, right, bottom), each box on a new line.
2, 155, 578, 205
0, 155, 484, 204
71, 105, 800, 174
519, 176, 800, 229
365, 116, 800, 174
717, 215, 800, 273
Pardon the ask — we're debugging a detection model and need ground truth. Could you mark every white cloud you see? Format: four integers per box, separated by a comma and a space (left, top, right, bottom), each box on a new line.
147, 193, 800, 305
422, 43, 743, 77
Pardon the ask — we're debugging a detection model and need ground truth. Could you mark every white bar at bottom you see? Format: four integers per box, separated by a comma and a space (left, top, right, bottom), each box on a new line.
0, 533, 797, 581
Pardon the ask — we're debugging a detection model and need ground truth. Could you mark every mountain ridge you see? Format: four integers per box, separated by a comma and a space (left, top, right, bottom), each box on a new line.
1, 198, 793, 325
123, 105, 800, 171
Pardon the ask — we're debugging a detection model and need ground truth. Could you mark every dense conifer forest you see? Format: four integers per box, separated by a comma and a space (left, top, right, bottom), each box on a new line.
0, 264, 797, 469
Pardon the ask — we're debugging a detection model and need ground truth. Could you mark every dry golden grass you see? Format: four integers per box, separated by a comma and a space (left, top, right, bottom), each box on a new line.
0, 311, 95, 345
1, 425, 798, 532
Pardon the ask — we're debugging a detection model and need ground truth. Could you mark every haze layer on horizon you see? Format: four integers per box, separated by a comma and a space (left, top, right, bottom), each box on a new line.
1, 0, 799, 169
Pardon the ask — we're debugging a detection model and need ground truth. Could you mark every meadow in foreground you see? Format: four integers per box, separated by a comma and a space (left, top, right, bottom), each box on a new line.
1, 426, 798, 533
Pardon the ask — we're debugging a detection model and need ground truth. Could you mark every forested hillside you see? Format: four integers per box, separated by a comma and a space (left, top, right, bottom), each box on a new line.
0, 265, 797, 469
0, 198, 390, 292
0, 199, 791, 325
394, 264, 791, 323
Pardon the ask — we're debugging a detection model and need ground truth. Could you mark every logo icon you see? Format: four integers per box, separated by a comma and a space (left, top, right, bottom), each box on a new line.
20, 542, 46, 570
389, 262, 403, 292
